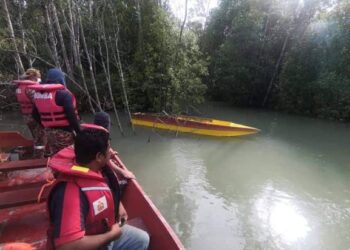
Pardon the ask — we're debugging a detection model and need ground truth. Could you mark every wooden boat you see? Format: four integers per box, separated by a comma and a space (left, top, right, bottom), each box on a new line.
131, 112, 260, 137
0, 131, 184, 250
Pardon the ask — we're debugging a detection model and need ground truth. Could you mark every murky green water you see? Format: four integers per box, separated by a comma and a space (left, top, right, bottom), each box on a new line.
2, 103, 350, 250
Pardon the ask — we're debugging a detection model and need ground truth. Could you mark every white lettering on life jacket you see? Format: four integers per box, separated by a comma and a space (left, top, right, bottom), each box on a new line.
93, 195, 108, 216
16, 88, 21, 94
34, 92, 53, 100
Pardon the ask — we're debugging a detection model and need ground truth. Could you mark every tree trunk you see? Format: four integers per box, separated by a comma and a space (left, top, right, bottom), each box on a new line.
18, 0, 34, 66
169, 0, 189, 112
88, 0, 93, 21
66, 0, 79, 67
97, 20, 124, 135
112, 28, 135, 133
66, 1, 95, 113
76, 56, 95, 113
3, 0, 25, 74
136, 0, 143, 52
262, 1, 317, 107
178, 0, 188, 44
44, 2, 60, 67
77, 3, 102, 110
108, 0, 135, 132
50, 1, 73, 80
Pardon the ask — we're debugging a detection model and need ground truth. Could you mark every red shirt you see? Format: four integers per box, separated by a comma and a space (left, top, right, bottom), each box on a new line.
48, 182, 89, 246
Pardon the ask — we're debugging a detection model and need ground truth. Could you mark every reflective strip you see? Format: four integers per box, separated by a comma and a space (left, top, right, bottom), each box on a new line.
71, 165, 90, 173
81, 187, 111, 192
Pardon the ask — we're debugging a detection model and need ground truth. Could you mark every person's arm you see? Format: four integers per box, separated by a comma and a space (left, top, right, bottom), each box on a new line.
56, 223, 122, 250
109, 149, 135, 179
109, 159, 135, 179
57, 91, 80, 133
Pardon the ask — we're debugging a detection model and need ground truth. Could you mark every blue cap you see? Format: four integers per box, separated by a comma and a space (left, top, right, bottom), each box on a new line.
45, 68, 66, 86
94, 112, 111, 131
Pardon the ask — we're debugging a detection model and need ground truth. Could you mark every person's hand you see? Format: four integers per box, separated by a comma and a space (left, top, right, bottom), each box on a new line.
118, 203, 128, 226
123, 170, 135, 179
109, 223, 122, 240
109, 148, 118, 157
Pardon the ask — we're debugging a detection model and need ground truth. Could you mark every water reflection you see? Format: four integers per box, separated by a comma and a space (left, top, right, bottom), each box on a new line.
166, 139, 246, 250
4, 105, 350, 249
254, 184, 310, 247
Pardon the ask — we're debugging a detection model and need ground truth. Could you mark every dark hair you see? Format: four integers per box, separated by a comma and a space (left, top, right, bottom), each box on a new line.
74, 128, 109, 165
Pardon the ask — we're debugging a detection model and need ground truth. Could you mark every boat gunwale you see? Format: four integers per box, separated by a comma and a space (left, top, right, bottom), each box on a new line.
0, 131, 184, 250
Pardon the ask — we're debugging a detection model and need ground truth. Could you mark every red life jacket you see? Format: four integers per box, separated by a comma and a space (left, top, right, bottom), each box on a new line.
29, 84, 79, 128
13, 80, 38, 115
48, 146, 117, 236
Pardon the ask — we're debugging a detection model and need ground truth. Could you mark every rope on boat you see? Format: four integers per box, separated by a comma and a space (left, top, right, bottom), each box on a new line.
37, 157, 55, 203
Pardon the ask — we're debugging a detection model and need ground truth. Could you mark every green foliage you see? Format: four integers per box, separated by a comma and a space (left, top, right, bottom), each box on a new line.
278, 35, 323, 114
201, 0, 350, 121
201, 0, 288, 107
313, 72, 350, 120
127, 2, 208, 113
169, 33, 208, 112
3, 0, 350, 121
278, 0, 350, 120
0, 0, 208, 114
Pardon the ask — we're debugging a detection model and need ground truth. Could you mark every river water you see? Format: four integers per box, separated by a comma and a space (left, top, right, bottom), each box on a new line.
2, 103, 350, 250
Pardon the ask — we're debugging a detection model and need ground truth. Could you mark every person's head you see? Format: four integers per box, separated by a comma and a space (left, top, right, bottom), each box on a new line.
45, 68, 66, 86
94, 111, 111, 131
20, 68, 41, 82
74, 126, 110, 170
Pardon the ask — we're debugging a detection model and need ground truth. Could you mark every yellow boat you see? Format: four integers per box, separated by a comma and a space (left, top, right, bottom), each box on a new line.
131, 113, 260, 137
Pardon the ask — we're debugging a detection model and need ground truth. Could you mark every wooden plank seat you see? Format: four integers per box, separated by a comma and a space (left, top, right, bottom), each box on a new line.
0, 158, 47, 172
0, 131, 33, 149
0, 159, 52, 195
0, 184, 50, 209
0, 180, 47, 192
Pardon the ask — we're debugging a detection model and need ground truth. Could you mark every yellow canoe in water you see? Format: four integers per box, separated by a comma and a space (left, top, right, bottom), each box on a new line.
131, 113, 260, 137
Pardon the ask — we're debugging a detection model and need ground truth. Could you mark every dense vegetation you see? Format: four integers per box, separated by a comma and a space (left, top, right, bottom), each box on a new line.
0, 0, 208, 114
1, 0, 350, 121
201, 0, 350, 121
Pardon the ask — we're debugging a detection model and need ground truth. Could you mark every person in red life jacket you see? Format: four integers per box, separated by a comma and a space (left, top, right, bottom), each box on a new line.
30, 68, 80, 156
47, 125, 149, 250
94, 111, 135, 180
13, 68, 46, 158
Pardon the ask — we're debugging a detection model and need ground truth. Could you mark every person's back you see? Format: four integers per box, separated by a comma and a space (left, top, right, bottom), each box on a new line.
13, 68, 45, 157
47, 125, 149, 250
31, 68, 80, 155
